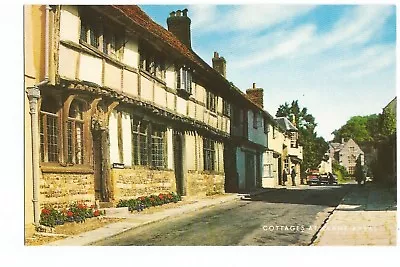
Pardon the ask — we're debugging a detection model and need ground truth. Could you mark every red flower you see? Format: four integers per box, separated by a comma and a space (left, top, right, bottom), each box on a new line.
78, 203, 85, 209
139, 196, 145, 201
41, 208, 50, 215
150, 197, 155, 202
94, 210, 100, 217
158, 194, 164, 200
67, 211, 74, 217
167, 194, 172, 199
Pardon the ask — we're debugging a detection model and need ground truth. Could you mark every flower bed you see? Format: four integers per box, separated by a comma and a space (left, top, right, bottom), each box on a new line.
116, 192, 182, 212
40, 203, 104, 227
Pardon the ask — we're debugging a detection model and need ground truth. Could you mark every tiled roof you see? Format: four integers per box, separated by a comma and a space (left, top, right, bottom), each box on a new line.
110, 5, 275, 118
111, 5, 207, 70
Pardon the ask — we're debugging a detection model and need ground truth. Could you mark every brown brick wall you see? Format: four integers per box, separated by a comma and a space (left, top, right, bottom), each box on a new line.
40, 173, 95, 209
111, 168, 176, 201
186, 171, 225, 196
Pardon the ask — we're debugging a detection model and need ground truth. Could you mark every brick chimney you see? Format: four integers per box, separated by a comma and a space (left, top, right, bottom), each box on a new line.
212, 51, 226, 78
167, 8, 191, 49
246, 83, 264, 108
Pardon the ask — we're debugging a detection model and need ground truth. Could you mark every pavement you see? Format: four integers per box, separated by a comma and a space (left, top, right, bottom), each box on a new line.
46, 193, 246, 246
43, 183, 356, 246
313, 182, 397, 246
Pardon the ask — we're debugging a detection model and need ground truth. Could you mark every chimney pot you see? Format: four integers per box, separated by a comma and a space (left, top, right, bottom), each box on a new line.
253, 82, 256, 89
212, 52, 226, 78
167, 9, 192, 48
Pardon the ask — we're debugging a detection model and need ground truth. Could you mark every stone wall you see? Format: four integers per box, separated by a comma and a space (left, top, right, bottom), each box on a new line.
111, 168, 176, 201
40, 172, 95, 209
186, 171, 225, 196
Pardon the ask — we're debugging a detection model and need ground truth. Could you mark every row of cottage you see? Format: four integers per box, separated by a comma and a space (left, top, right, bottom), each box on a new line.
24, 5, 303, 227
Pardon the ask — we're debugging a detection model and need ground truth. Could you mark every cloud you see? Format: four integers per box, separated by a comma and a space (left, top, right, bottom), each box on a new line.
189, 4, 315, 34
302, 5, 394, 55
232, 24, 316, 68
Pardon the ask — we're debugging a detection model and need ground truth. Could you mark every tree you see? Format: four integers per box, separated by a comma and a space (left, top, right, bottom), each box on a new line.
276, 100, 328, 176
331, 115, 381, 145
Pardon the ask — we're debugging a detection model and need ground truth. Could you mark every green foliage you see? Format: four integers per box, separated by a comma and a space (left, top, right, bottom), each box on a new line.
332, 115, 380, 145
276, 100, 328, 175
116, 192, 182, 212
381, 107, 396, 137
332, 161, 348, 183
40, 202, 103, 227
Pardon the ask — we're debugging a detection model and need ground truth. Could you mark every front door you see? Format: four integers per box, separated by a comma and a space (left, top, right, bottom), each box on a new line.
245, 153, 255, 190
93, 130, 107, 202
174, 133, 185, 196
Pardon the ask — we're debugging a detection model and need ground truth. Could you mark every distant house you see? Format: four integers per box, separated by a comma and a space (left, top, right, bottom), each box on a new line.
329, 138, 364, 175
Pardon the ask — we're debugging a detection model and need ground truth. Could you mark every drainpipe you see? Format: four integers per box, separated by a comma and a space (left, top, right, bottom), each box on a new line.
26, 5, 51, 227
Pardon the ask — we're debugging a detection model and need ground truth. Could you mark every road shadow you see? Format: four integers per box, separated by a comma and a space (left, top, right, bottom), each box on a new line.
335, 182, 397, 211
242, 184, 353, 207
243, 183, 397, 212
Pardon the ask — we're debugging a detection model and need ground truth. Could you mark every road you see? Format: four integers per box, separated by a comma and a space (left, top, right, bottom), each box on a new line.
91, 184, 351, 246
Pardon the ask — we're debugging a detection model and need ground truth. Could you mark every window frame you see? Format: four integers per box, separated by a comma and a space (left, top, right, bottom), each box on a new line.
253, 110, 258, 129
203, 138, 215, 171
222, 99, 231, 117
206, 91, 216, 113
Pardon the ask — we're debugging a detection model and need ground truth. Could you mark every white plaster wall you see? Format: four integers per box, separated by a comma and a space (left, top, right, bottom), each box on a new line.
60, 5, 80, 43
104, 62, 122, 91
188, 101, 196, 119
153, 84, 166, 108
79, 54, 102, 85
122, 70, 138, 97
217, 96, 223, 113
166, 91, 175, 111
140, 76, 153, 102
198, 84, 206, 104
122, 37, 139, 68
58, 45, 77, 79
196, 104, 204, 122
176, 97, 186, 116
121, 112, 132, 167
165, 67, 175, 89
185, 134, 196, 171
167, 128, 174, 170
109, 110, 120, 164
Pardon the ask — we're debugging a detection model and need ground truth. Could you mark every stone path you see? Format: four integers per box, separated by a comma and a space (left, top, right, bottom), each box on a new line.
313, 183, 397, 246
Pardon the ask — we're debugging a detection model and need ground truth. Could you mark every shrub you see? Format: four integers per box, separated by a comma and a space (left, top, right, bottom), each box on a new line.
117, 192, 182, 213
39, 202, 103, 227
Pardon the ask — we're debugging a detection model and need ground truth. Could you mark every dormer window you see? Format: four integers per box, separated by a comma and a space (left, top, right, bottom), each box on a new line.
176, 67, 192, 95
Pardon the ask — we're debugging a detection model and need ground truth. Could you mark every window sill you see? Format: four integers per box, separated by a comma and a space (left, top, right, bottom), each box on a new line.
40, 164, 94, 174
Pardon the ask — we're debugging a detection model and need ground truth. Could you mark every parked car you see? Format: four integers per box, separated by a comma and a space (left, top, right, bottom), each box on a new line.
306, 170, 320, 185
307, 171, 338, 185
319, 173, 338, 185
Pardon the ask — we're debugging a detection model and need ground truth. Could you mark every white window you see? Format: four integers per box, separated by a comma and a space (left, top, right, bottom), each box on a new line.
177, 67, 192, 94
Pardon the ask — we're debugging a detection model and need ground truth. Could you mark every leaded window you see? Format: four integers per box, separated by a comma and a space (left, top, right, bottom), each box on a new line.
151, 126, 166, 168
67, 101, 85, 164
203, 138, 215, 171
132, 120, 148, 166
206, 91, 216, 112
40, 96, 60, 163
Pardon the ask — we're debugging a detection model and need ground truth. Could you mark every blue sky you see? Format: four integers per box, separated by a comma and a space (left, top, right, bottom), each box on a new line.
140, 4, 397, 141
